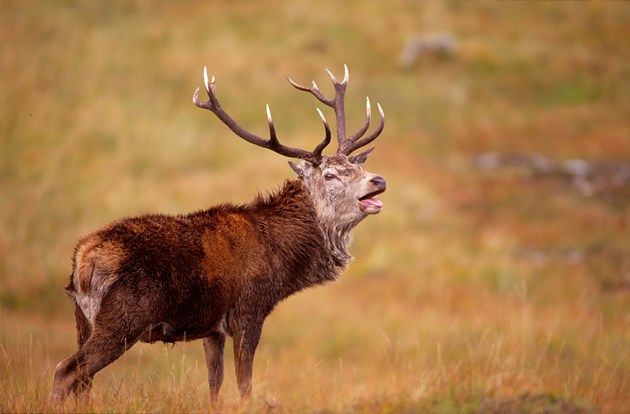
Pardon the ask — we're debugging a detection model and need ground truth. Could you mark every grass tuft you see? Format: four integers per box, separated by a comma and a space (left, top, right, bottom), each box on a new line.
1, 1, 628, 412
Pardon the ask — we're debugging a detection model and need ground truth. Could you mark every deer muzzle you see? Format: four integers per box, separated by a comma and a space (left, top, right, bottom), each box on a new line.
359, 176, 386, 214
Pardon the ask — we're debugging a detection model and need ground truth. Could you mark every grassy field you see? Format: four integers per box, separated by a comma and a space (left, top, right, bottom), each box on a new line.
1, 1, 629, 412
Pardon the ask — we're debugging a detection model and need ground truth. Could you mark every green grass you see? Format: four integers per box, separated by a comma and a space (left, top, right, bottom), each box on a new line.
1, 1, 629, 412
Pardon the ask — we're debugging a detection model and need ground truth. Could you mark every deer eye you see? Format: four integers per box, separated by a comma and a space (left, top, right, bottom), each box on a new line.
324, 173, 336, 181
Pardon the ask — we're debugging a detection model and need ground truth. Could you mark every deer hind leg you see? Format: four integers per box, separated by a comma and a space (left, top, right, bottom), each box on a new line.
74, 303, 95, 399
51, 326, 140, 402
75, 303, 93, 349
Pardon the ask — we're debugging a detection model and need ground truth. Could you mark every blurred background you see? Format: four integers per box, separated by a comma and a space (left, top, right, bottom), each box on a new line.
1, 1, 628, 412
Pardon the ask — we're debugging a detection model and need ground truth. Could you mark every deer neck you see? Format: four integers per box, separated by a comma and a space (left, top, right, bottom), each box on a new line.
250, 180, 349, 268
248, 180, 348, 300
320, 223, 354, 268
265, 180, 354, 267
295, 181, 357, 268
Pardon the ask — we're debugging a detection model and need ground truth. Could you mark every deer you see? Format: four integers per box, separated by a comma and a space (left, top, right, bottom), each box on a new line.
51, 65, 386, 404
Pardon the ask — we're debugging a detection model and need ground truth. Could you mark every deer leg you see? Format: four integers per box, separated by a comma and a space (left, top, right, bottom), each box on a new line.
51, 350, 83, 401
75, 304, 93, 349
73, 304, 94, 398
232, 324, 262, 399
51, 328, 139, 402
203, 332, 226, 403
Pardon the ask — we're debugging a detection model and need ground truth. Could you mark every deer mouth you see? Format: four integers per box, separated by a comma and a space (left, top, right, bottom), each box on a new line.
358, 189, 385, 214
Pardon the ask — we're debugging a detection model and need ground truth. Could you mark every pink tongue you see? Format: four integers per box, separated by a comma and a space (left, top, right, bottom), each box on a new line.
359, 198, 383, 209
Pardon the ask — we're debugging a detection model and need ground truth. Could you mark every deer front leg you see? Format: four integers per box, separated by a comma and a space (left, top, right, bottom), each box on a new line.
203, 332, 226, 403
232, 323, 262, 399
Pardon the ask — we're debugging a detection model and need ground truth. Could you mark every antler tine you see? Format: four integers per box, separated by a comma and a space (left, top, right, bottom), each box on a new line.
312, 108, 331, 157
348, 97, 372, 142
343, 102, 385, 155
193, 66, 319, 162
325, 63, 349, 86
287, 78, 334, 107
265, 104, 280, 148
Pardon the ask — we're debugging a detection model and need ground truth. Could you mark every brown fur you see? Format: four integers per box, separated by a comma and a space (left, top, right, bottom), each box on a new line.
51, 167, 385, 402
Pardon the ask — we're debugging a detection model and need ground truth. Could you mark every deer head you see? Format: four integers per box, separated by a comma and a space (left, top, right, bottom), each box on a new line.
192, 65, 386, 227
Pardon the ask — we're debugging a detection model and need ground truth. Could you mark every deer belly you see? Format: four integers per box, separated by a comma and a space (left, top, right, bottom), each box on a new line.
139, 321, 219, 344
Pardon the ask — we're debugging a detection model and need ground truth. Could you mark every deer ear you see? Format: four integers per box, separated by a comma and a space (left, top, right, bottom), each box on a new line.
289, 160, 312, 179
348, 146, 375, 165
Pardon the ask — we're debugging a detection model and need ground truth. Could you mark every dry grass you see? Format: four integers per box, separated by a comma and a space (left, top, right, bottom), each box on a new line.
1, 1, 629, 413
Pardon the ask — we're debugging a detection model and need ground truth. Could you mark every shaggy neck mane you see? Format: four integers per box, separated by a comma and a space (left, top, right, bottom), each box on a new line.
250, 180, 354, 286
282, 180, 353, 265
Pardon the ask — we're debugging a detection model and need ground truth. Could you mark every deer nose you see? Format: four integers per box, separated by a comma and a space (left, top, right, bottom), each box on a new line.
370, 176, 387, 190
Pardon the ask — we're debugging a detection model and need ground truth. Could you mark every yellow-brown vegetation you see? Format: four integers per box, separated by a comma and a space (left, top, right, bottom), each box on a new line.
1, 1, 628, 412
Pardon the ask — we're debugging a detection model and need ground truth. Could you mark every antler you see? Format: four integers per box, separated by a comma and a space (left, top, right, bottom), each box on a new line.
193, 66, 331, 164
287, 64, 385, 157
193, 65, 383, 163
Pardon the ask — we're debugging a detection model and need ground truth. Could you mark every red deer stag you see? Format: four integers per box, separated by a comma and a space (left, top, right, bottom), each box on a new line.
51, 65, 386, 403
